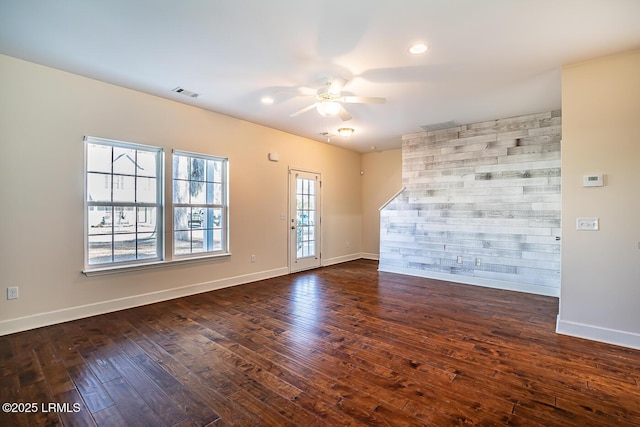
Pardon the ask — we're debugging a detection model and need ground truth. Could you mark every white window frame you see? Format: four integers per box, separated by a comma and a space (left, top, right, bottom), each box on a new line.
84, 136, 164, 271
172, 150, 229, 258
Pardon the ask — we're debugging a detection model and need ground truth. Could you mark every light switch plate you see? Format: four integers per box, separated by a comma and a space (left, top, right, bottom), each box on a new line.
576, 218, 599, 231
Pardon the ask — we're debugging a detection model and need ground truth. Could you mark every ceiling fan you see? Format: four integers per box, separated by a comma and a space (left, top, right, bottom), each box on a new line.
289, 77, 386, 121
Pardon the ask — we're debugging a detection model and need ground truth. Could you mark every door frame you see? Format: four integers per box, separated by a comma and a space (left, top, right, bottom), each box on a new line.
288, 168, 322, 273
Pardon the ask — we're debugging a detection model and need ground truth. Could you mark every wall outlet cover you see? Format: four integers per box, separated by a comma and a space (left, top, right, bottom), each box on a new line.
576, 218, 599, 231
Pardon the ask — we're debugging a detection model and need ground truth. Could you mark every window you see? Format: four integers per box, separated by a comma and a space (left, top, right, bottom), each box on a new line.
85, 137, 163, 268
172, 151, 228, 256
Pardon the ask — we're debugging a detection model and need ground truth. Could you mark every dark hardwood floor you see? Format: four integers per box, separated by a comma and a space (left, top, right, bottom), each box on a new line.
2, 260, 640, 426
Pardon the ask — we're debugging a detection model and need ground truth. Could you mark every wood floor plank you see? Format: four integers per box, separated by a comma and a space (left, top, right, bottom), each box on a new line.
2, 260, 640, 425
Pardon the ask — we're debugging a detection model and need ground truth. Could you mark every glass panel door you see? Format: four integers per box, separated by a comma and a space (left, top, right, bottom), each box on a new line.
289, 170, 321, 272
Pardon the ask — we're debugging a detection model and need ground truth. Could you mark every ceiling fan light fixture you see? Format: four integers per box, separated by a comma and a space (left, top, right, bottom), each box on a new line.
316, 101, 341, 116
261, 96, 274, 105
338, 127, 354, 137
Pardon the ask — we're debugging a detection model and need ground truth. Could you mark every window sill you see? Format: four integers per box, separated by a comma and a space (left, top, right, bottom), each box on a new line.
83, 252, 232, 277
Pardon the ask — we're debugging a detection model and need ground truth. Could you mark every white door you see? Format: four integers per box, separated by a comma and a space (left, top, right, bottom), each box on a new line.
289, 170, 321, 273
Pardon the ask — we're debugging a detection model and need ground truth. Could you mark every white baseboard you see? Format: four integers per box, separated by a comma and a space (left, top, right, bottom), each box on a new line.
0, 267, 289, 336
556, 316, 640, 350
378, 265, 559, 297
360, 252, 380, 261
322, 253, 363, 267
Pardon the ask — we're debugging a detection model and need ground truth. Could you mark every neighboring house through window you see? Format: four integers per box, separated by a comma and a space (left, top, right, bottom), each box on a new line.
84, 137, 163, 269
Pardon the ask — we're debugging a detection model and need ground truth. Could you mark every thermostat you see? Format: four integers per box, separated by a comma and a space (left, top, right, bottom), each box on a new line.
583, 174, 603, 187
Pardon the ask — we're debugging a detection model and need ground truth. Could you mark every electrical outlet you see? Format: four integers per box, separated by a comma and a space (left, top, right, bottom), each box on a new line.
576, 218, 599, 231
475, 258, 481, 266
250, 254, 256, 263
456, 256, 463, 264
7, 286, 18, 300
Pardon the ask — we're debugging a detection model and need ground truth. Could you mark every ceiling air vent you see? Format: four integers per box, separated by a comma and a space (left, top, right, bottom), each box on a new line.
172, 87, 200, 98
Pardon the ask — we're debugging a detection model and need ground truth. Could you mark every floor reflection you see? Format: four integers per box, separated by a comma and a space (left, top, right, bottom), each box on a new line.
289, 274, 323, 344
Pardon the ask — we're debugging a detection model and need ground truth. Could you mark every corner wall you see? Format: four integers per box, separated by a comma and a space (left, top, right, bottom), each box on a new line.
360, 149, 403, 258
557, 48, 640, 349
380, 111, 562, 296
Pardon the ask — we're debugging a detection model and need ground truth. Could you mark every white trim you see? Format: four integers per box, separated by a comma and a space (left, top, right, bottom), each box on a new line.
322, 253, 363, 267
0, 267, 289, 336
83, 252, 232, 276
378, 265, 560, 297
360, 252, 380, 261
556, 316, 640, 350
379, 187, 405, 211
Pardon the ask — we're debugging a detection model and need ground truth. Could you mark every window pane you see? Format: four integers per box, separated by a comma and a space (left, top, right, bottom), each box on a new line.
191, 158, 205, 181
211, 159, 223, 182
136, 150, 157, 177
87, 173, 112, 202
173, 155, 189, 180
174, 207, 190, 231
88, 206, 113, 233
212, 229, 223, 251
174, 230, 191, 255
190, 181, 206, 204
87, 143, 112, 173
137, 207, 157, 238
191, 228, 204, 253
206, 207, 222, 228
173, 180, 188, 203
137, 234, 157, 260
113, 175, 135, 202
88, 234, 112, 265
136, 177, 157, 203
211, 183, 223, 205
113, 206, 135, 232
114, 234, 137, 263
112, 147, 136, 175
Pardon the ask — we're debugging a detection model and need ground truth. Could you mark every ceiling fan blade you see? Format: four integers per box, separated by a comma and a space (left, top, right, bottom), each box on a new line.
328, 77, 348, 94
340, 96, 386, 104
289, 103, 317, 117
338, 106, 352, 121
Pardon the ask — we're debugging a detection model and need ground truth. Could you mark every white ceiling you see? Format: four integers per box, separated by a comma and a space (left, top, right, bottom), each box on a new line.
1, 1, 640, 152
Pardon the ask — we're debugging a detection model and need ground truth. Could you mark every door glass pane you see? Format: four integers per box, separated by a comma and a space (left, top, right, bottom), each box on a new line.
296, 177, 316, 259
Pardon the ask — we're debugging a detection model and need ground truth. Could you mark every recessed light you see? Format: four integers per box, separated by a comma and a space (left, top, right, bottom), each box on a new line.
409, 43, 428, 55
261, 96, 274, 105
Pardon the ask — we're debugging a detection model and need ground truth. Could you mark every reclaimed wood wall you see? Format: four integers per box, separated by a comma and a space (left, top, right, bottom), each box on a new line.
379, 111, 561, 296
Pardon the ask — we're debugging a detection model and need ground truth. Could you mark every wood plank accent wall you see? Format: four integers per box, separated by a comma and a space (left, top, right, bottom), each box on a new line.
380, 110, 561, 296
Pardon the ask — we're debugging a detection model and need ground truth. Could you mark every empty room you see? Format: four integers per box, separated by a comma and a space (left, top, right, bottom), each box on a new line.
1, 1, 640, 425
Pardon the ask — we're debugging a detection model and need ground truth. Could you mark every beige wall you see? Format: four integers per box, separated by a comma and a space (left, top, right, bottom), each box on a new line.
0, 54, 363, 334
558, 48, 640, 348
360, 149, 403, 257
